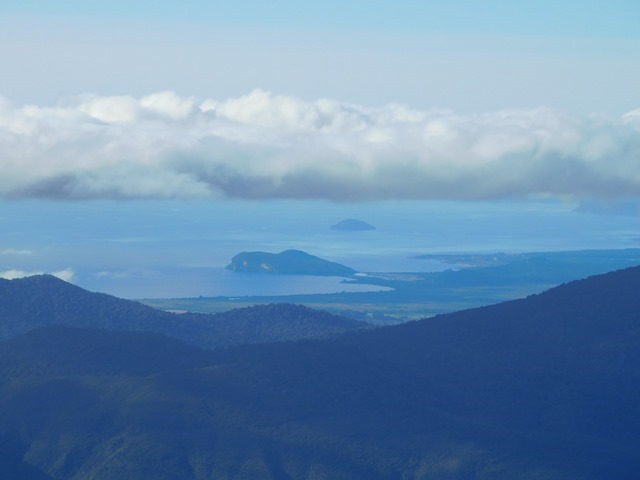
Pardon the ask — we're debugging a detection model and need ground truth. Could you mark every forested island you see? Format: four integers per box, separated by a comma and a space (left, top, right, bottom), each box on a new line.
226, 249, 356, 276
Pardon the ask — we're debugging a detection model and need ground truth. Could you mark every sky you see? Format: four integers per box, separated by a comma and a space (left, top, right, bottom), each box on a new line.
1, 1, 640, 293
2, 1, 639, 112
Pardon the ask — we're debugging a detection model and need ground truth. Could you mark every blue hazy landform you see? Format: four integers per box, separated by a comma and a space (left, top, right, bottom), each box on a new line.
331, 219, 376, 231
226, 249, 357, 276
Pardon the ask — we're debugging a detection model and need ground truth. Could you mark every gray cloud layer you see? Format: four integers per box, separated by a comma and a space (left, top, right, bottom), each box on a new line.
1, 90, 639, 201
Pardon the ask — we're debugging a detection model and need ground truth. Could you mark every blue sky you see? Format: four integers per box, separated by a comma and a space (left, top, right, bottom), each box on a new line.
1, 0, 639, 111
4, 0, 639, 36
1, 0, 640, 292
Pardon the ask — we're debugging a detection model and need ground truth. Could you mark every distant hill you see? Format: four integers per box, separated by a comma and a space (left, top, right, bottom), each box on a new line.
1, 267, 640, 478
226, 249, 356, 276
330, 218, 376, 231
0, 275, 368, 349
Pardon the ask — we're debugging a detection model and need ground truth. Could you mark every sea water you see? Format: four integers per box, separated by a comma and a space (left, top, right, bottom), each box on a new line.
1, 199, 639, 298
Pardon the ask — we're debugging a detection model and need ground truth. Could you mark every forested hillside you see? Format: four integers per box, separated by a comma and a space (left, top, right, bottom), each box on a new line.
0, 267, 639, 478
0, 275, 369, 348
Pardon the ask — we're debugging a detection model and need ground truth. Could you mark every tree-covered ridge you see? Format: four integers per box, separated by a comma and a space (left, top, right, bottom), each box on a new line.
1, 267, 639, 478
0, 275, 369, 349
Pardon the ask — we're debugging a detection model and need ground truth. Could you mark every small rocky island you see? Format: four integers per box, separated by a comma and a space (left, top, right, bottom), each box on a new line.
331, 219, 376, 231
226, 249, 356, 276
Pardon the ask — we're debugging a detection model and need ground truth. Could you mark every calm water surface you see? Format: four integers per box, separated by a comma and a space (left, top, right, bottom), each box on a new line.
1, 199, 639, 298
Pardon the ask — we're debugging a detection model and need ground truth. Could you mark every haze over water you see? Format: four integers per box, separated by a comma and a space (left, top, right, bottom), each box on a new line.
2, 199, 638, 298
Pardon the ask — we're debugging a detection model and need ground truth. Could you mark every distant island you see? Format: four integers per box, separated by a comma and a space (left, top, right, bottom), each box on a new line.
331, 219, 376, 231
226, 249, 356, 276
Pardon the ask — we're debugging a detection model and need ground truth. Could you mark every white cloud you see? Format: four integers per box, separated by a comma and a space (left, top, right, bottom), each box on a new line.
78, 95, 140, 123
622, 108, 640, 125
50, 269, 75, 282
1, 248, 34, 256
0, 268, 75, 282
0, 270, 31, 280
1, 90, 639, 201
140, 91, 195, 121
96, 270, 132, 279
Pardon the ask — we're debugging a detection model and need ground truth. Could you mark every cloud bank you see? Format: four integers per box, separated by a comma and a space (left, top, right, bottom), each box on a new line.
1, 90, 639, 201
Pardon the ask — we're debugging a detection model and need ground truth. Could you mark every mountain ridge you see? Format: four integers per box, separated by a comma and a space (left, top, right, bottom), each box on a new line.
1, 266, 639, 478
0, 274, 369, 349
